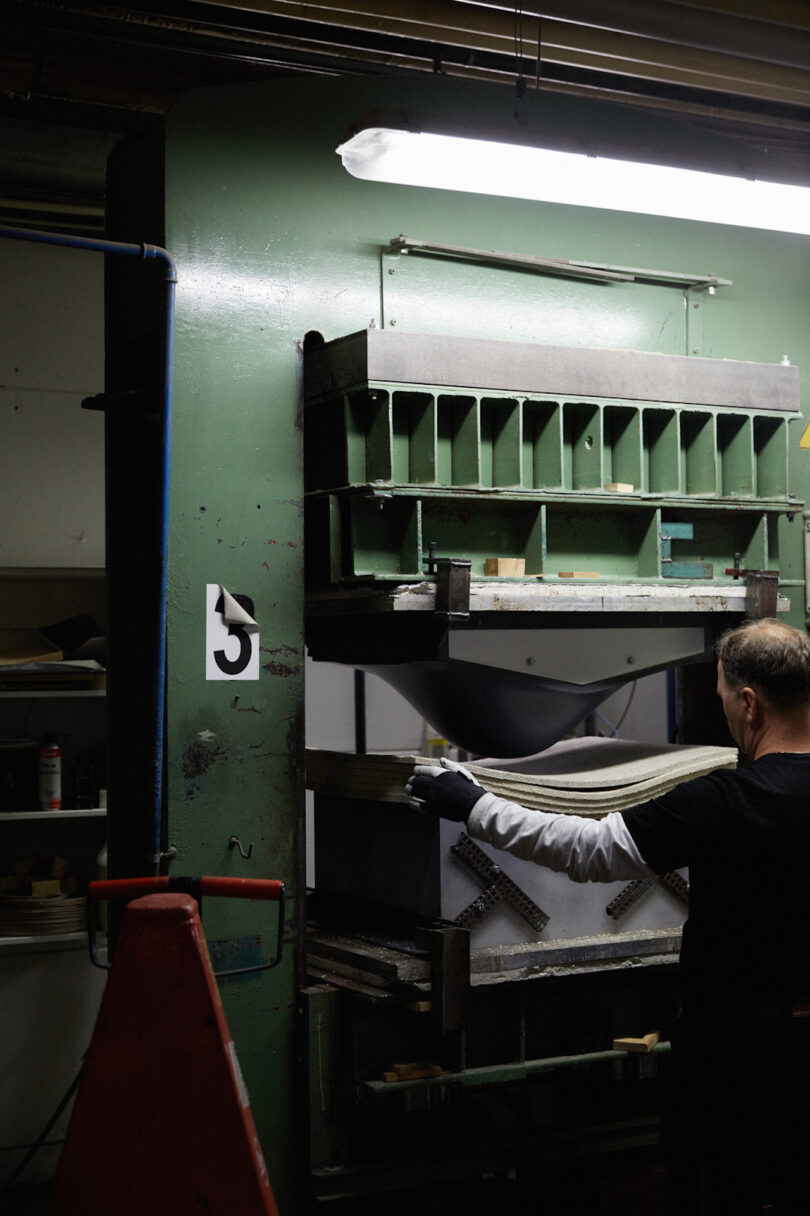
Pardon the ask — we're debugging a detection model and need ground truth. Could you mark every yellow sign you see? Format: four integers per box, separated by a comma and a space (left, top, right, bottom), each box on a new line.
800, 419, 810, 449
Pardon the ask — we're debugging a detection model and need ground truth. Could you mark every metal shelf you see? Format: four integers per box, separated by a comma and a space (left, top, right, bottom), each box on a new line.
0, 688, 105, 698
0, 808, 106, 821
0, 930, 91, 953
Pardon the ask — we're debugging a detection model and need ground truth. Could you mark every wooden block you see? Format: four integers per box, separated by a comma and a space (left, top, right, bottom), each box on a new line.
604, 482, 634, 493
30, 878, 62, 898
613, 1031, 660, 1054
557, 571, 600, 579
485, 558, 526, 577
391, 1060, 434, 1076
51, 856, 67, 878
383, 1061, 444, 1081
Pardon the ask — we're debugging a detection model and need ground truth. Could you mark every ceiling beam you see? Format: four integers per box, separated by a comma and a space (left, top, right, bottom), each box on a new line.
187, 0, 810, 105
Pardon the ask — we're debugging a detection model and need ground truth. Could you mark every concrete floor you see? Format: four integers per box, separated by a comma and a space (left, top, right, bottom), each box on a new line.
2, 1147, 666, 1215
1, 1181, 52, 1215
315, 1151, 667, 1215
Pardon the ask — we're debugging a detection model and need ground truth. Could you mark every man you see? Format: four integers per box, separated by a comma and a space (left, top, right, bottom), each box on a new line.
407, 618, 810, 1214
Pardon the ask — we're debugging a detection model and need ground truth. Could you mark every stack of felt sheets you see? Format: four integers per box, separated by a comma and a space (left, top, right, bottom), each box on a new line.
306, 736, 738, 818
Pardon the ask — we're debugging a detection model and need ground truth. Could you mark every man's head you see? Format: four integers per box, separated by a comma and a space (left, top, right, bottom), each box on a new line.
715, 618, 810, 711
715, 619, 810, 754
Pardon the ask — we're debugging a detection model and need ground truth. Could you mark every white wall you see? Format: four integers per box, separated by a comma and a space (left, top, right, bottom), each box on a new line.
0, 239, 105, 568
0, 235, 107, 1187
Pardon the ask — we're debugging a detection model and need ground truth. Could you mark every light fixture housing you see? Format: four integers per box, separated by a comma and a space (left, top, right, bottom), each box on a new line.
338, 122, 810, 236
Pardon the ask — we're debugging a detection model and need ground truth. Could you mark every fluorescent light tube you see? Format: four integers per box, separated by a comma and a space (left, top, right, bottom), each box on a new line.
337, 127, 810, 236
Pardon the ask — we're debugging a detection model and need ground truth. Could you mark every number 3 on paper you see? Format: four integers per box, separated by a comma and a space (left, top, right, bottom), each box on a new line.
206, 583, 260, 680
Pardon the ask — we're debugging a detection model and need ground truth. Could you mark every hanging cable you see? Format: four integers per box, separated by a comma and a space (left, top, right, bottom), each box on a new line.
615, 681, 638, 732
0, 1063, 84, 1194
514, 4, 526, 98
536, 17, 543, 90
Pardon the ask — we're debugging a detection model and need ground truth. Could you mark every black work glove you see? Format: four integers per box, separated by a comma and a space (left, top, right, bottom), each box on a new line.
405, 758, 485, 823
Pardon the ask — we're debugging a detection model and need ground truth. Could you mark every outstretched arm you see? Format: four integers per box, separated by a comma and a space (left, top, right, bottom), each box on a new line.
407, 759, 654, 883
467, 791, 653, 882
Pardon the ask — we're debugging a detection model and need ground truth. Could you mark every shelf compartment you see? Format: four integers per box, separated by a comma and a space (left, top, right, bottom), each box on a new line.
544, 505, 659, 580
421, 499, 544, 577
436, 394, 479, 487
522, 399, 563, 490
563, 402, 602, 491
352, 390, 392, 484
604, 406, 642, 491
392, 391, 436, 484
717, 414, 753, 498
304, 390, 394, 490
347, 495, 422, 578
681, 412, 717, 496
480, 397, 521, 488
755, 415, 790, 499
642, 410, 680, 494
659, 509, 773, 578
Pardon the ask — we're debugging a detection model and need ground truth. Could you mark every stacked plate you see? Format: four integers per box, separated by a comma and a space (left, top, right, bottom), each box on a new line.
0, 893, 87, 936
306, 736, 739, 818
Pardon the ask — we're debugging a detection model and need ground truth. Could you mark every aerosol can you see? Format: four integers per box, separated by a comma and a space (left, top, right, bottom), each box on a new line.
38, 734, 62, 811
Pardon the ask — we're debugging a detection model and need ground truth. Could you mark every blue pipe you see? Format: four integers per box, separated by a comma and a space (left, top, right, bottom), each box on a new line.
0, 223, 176, 874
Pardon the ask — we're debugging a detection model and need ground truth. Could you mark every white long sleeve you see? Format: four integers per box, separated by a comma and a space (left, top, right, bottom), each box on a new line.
466, 791, 654, 883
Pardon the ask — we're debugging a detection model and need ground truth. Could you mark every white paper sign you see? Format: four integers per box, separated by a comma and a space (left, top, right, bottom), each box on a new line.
206, 583, 260, 681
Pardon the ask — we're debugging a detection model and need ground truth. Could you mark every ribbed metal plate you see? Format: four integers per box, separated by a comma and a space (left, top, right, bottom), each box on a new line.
305, 329, 800, 412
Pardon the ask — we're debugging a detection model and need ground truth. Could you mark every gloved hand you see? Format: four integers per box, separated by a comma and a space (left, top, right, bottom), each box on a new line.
405, 757, 485, 822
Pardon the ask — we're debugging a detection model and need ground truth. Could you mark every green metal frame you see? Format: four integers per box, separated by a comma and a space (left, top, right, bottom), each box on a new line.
308, 387, 795, 502
305, 379, 796, 584
146, 72, 810, 1209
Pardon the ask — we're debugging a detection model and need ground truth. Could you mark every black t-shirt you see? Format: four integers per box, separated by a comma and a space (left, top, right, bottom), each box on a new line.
621, 753, 810, 1015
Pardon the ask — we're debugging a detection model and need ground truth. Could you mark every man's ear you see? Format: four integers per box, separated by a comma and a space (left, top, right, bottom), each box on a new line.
739, 686, 760, 720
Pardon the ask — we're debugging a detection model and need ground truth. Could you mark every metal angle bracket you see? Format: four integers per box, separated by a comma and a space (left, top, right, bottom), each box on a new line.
423, 544, 471, 617
451, 832, 550, 933
386, 236, 733, 290
661, 520, 713, 580
724, 559, 780, 618
606, 870, 690, 920
434, 557, 471, 619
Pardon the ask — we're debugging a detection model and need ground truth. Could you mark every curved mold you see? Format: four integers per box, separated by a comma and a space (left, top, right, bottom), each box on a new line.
360, 659, 620, 758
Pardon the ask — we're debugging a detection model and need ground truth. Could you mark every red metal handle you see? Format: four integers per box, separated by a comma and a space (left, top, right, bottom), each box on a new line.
199, 877, 283, 901
86, 876, 286, 976
89, 877, 284, 901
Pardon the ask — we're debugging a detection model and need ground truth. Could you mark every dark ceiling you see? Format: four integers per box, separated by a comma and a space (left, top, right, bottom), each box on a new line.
2, 0, 809, 232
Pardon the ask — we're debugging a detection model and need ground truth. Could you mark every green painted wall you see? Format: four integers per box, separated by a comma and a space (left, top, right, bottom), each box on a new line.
161, 75, 810, 1209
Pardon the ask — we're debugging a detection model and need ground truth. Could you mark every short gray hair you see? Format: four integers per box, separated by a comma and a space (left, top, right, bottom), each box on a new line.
715, 618, 810, 710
